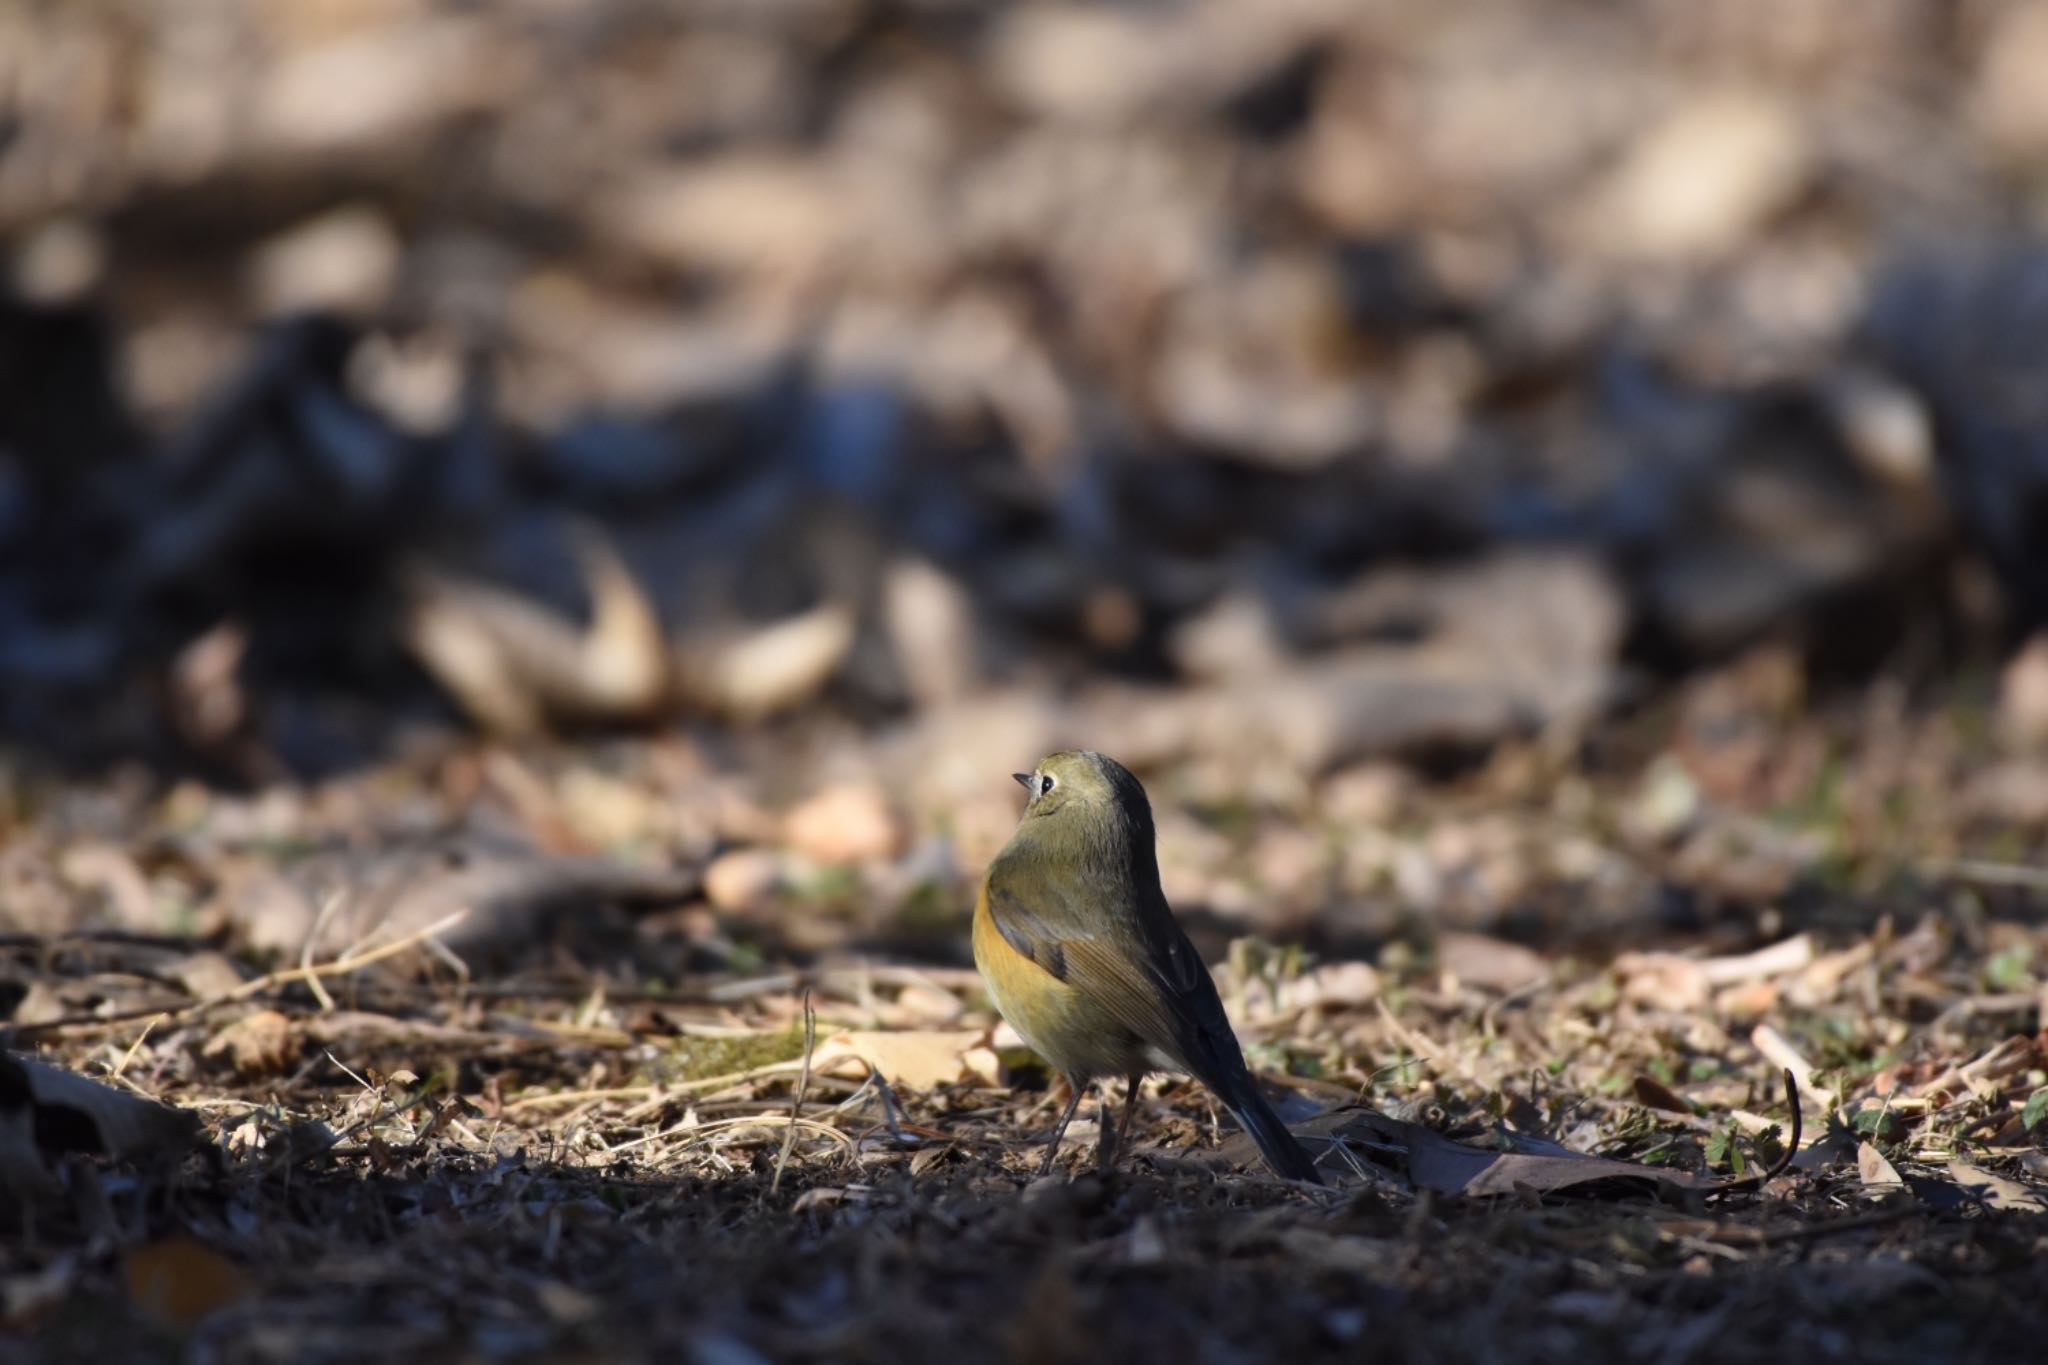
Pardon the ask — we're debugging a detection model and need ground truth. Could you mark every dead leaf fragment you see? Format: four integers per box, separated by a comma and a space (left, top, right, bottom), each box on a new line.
168, 620, 251, 749
204, 1009, 296, 1077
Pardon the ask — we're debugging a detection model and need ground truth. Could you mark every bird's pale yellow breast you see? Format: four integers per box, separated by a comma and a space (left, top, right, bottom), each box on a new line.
972, 881, 1150, 1081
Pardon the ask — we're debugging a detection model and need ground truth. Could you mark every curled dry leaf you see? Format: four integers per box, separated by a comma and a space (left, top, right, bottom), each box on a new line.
1998, 631, 2048, 748
790, 1186, 850, 1214
883, 556, 981, 708
403, 530, 668, 735
672, 600, 856, 723
0, 1053, 202, 1200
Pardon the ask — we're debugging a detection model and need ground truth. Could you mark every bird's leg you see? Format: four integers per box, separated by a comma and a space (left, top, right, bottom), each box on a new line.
1037, 1077, 1087, 1177
1094, 1084, 1115, 1174
1097, 1071, 1144, 1174
1116, 1070, 1144, 1149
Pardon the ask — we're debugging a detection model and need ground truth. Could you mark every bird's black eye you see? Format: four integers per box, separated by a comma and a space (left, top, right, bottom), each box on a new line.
1039, 774, 1055, 796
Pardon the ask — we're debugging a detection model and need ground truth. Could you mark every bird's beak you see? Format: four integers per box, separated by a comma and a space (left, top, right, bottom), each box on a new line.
1012, 772, 1035, 792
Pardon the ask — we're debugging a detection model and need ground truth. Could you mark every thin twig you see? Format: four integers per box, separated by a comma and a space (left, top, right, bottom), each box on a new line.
1376, 999, 1443, 1077
632, 1114, 855, 1164
111, 1015, 159, 1080
1914, 1034, 2037, 1102
1707, 1205, 1926, 1247
772, 992, 818, 1195
299, 890, 347, 1013
1920, 857, 2048, 891
504, 1058, 812, 1111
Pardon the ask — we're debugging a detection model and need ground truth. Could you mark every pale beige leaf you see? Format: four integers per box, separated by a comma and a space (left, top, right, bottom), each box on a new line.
1857, 1141, 1902, 1188
674, 602, 855, 722
1437, 933, 1549, 992
812, 1029, 998, 1090
1257, 960, 1380, 1019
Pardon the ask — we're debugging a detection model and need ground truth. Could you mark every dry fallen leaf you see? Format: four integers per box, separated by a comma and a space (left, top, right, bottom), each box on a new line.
673, 601, 856, 723
124, 1237, 251, 1326
1616, 935, 1815, 1010
1950, 1162, 2048, 1214
1857, 1141, 1903, 1189
1633, 1076, 1694, 1115
0, 1054, 202, 1200
403, 529, 668, 735
0, 1257, 78, 1330
783, 784, 903, 865
812, 1029, 1002, 1090
1749, 1024, 1818, 1095
1232, 1107, 1719, 1197
203, 1009, 297, 1077
1252, 960, 1380, 1020
1371, 1114, 1716, 1198
791, 1186, 850, 1214
1437, 933, 1549, 992
167, 951, 248, 1000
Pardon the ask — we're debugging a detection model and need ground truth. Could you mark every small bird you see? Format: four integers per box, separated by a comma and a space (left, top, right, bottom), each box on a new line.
973, 750, 1321, 1182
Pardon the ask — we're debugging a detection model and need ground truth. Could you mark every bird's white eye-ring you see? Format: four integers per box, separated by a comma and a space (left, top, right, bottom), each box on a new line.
1039, 773, 1055, 796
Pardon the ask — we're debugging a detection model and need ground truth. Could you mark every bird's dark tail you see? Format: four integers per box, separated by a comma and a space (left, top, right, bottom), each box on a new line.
1219, 1074, 1323, 1183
